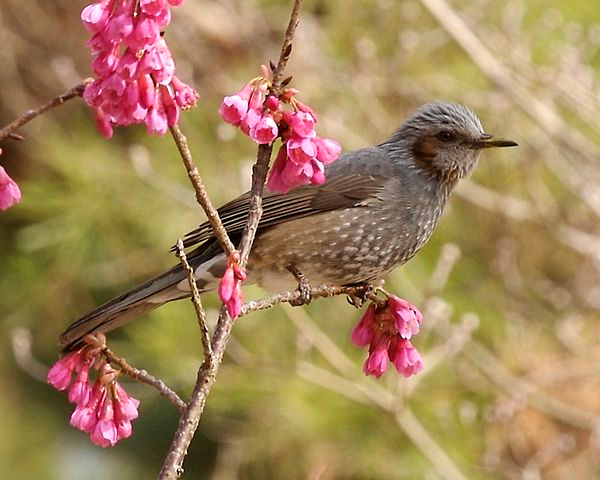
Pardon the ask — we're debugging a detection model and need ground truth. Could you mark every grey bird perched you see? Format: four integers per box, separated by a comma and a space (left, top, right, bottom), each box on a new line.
59, 102, 517, 352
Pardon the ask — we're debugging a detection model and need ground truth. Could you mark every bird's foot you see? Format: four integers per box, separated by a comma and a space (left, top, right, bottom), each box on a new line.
345, 283, 373, 308
287, 265, 312, 306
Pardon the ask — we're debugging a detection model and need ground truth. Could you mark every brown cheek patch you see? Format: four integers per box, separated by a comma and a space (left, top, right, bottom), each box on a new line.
412, 136, 440, 166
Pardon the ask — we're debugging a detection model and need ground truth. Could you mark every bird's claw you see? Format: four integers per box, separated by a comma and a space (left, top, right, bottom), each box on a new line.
287, 265, 312, 306
346, 283, 373, 308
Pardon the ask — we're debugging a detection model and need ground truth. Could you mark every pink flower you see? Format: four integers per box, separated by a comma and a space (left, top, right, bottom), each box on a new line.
50, 335, 142, 447
240, 108, 262, 136
171, 75, 198, 109
388, 338, 424, 378
126, 15, 160, 51
47, 351, 82, 391
94, 109, 114, 139
266, 145, 289, 193
287, 137, 317, 165
219, 94, 249, 126
314, 137, 341, 165
145, 102, 169, 135
250, 114, 279, 144
68, 360, 93, 406
0, 165, 22, 211
388, 295, 422, 340
351, 304, 376, 347
70, 404, 97, 433
138, 74, 156, 108
363, 335, 390, 379
81, 2, 110, 33
81, 0, 195, 137
91, 392, 117, 447
218, 254, 246, 319
284, 110, 316, 138
350, 295, 425, 379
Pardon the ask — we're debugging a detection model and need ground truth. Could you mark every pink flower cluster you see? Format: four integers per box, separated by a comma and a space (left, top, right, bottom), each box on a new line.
218, 251, 247, 318
81, 0, 198, 138
47, 336, 139, 447
351, 295, 424, 379
219, 79, 341, 193
0, 160, 21, 211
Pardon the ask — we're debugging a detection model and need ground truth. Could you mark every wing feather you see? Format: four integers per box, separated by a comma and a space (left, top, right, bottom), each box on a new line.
176, 174, 386, 250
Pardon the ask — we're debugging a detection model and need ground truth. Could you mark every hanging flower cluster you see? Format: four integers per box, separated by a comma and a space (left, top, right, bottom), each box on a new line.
218, 251, 247, 318
219, 73, 341, 193
80, 0, 198, 138
351, 295, 425, 379
47, 334, 140, 447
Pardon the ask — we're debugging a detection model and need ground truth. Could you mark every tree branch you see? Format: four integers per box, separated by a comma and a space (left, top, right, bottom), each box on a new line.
0, 80, 91, 142
169, 125, 235, 255
102, 346, 186, 413
175, 239, 213, 361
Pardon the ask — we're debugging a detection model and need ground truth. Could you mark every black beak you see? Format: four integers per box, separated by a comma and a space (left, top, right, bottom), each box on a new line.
470, 133, 518, 149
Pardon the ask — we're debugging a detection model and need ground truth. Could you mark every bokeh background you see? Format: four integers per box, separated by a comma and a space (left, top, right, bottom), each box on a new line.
2, 0, 600, 478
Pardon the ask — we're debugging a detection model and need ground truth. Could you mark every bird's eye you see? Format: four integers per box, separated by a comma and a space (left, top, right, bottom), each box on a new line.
436, 130, 454, 142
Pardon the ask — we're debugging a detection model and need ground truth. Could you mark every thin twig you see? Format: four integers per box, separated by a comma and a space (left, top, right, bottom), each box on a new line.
175, 239, 213, 361
169, 125, 235, 255
0, 80, 91, 142
159, 2, 305, 478
102, 346, 186, 413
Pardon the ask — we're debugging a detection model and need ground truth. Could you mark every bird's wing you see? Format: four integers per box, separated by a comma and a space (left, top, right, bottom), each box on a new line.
177, 173, 387, 250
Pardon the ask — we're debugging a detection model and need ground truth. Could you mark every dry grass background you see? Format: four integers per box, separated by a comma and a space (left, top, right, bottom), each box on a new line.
2, 0, 600, 478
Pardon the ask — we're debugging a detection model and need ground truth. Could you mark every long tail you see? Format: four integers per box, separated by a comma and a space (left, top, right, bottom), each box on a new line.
59, 244, 226, 352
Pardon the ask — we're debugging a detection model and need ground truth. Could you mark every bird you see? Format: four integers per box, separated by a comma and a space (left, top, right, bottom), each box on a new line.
58, 102, 517, 352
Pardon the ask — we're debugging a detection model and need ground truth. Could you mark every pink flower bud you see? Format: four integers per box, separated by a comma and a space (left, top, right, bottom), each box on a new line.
81, 2, 111, 33
145, 102, 169, 135
218, 267, 235, 303
47, 351, 81, 391
226, 282, 243, 318
171, 75, 198, 109
94, 109, 114, 139
266, 145, 290, 193
314, 137, 341, 165
219, 95, 249, 126
160, 85, 179, 126
363, 335, 390, 378
388, 338, 424, 378
351, 304, 376, 347
138, 74, 156, 108
0, 166, 22, 211
266, 95, 280, 112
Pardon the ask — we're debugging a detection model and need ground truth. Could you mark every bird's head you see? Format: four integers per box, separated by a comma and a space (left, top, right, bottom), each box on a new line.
387, 102, 517, 185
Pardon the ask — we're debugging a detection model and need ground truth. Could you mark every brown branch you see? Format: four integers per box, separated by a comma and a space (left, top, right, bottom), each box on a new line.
169, 125, 235, 255
175, 239, 213, 361
0, 80, 91, 142
241, 283, 380, 316
102, 346, 186, 413
159, 2, 304, 478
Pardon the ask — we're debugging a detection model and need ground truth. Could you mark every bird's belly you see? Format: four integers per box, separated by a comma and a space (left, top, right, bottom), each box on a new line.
247, 206, 430, 290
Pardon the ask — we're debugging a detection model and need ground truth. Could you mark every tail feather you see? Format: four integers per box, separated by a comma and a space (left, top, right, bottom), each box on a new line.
59, 263, 190, 352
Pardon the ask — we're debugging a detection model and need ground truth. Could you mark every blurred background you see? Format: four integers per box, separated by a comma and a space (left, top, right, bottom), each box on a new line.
2, 0, 600, 478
